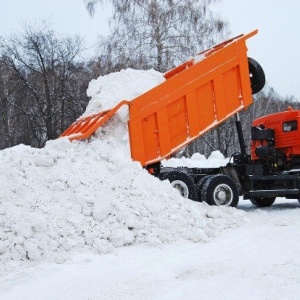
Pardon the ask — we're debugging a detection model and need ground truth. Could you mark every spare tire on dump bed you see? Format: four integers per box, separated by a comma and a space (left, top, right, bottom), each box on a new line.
248, 57, 265, 94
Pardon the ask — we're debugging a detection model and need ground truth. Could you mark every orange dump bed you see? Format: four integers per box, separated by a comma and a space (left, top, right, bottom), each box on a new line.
60, 30, 258, 166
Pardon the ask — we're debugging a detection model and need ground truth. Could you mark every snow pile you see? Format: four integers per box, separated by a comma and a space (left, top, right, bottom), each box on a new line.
0, 68, 247, 266
85, 68, 165, 117
163, 151, 229, 168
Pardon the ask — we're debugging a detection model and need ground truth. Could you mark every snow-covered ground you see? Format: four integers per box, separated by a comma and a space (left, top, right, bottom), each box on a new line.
1, 199, 300, 300
0, 199, 300, 300
1, 69, 300, 299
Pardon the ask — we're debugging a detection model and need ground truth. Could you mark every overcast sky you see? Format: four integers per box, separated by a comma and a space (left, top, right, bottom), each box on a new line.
1, 0, 300, 99
215, 0, 300, 100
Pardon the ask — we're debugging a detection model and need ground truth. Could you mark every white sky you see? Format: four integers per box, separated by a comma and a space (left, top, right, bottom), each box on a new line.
1, 0, 300, 99
215, 1, 300, 99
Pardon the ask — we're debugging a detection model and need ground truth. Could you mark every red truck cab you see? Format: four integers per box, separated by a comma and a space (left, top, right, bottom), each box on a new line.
251, 107, 300, 164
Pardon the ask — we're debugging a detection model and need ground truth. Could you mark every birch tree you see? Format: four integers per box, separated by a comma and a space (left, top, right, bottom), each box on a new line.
85, 0, 229, 72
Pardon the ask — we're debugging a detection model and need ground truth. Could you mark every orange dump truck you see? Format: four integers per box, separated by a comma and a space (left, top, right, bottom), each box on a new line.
61, 30, 300, 208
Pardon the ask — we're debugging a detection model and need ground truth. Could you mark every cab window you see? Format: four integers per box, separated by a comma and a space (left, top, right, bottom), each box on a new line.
283, 120, 298, 132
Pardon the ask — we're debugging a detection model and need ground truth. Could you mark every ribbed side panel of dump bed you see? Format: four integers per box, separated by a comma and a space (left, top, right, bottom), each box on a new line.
128, 31, 256, 166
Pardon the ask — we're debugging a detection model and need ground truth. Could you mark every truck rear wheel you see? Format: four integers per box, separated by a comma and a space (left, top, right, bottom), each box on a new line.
195, 175, 210, 202
160, 171, 196, 200
250, 197, 275, 207
201, 175, 239, 207
248, 57, 265, 94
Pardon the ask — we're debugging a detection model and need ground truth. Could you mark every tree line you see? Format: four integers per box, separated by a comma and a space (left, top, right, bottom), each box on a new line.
0, 24, 93, 149
0, 0, 298, 159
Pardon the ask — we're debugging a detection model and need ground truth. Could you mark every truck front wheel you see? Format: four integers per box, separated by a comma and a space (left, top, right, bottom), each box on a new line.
250, 197, 275, 207
160, 171, 196, 200
201, 175, 239, 207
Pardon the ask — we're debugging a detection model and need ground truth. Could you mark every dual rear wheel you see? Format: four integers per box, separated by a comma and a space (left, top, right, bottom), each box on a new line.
160, 170, 280, 208
159, 171, 196, 200
160, 171, 239, 207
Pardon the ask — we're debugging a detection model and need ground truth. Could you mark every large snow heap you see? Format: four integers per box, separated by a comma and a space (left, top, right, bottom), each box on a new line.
0, 68, 247, 265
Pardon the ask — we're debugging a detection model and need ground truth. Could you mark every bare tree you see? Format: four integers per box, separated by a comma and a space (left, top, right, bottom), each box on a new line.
0, 24, 90, 148
0, 62, 17, 148
85, 0, 229, 72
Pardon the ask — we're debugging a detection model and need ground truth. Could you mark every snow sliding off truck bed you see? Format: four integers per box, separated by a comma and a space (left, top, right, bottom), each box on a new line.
64, 30, 297, 208
61, 30, 258, 166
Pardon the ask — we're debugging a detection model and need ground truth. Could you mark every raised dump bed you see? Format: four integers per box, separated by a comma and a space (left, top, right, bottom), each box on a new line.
60, 30, 258, 167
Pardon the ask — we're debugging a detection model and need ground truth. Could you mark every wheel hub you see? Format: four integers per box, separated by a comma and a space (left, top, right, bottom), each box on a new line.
171, 180, 189, 198
213, 184, 233, 205
217, 190, 226, 201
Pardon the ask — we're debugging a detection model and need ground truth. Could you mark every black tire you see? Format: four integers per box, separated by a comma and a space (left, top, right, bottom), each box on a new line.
250, 197, 276, 207
248, 57, 265, 94
201, 174, 239, 207
195, 175, 210, 202
160, 171, 196, 200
